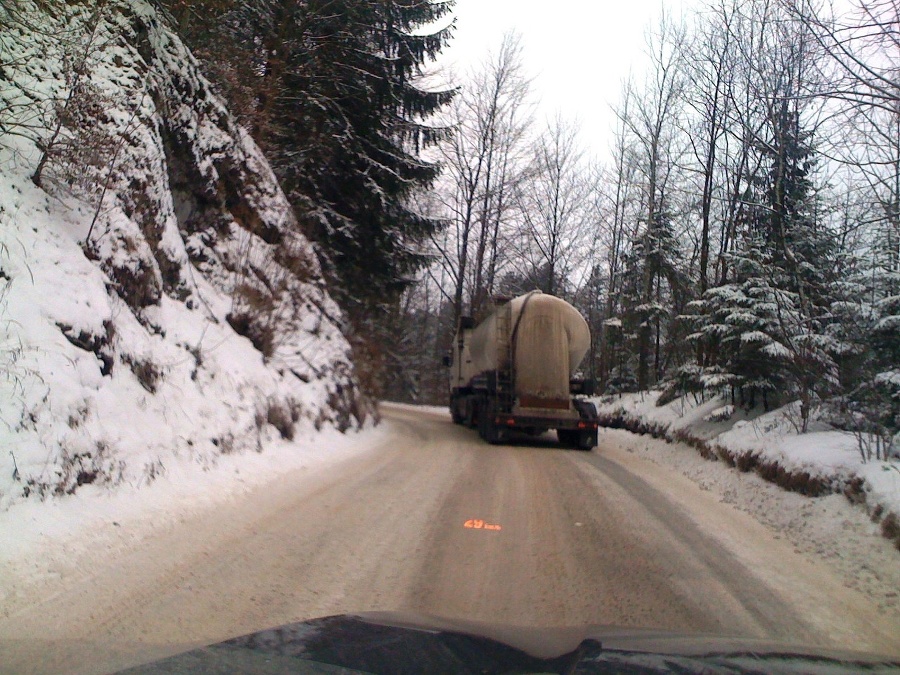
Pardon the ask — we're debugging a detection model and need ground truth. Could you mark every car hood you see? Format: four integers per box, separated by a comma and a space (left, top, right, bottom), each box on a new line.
117, 610, 900, 674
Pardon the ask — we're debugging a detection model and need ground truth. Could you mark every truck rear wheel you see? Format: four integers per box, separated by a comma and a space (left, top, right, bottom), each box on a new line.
478, 400, 506, 445
558, 429, 594, 451
449, 396, 464, 424
464, 397, 478, 428
577, 432, 597, 451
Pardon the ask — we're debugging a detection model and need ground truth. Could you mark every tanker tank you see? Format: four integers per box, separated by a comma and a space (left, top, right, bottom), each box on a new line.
447, 291, 598, 450
463, 292, 590, 406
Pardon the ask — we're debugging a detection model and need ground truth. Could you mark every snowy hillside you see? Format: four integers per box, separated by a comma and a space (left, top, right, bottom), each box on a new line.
594, 392, 900, 550
0, 1, 368, 510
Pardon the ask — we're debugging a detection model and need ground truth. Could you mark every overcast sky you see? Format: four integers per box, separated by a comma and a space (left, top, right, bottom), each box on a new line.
434, 0, 693, 162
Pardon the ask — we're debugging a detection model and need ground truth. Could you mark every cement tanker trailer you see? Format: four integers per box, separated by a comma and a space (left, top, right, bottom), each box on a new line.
447, 291, 599, 450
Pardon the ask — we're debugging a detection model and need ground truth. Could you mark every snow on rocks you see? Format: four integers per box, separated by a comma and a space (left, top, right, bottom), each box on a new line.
0, 0, 369, 512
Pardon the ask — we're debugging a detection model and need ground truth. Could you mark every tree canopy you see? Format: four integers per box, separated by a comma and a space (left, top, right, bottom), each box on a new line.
163, 0, 456, 314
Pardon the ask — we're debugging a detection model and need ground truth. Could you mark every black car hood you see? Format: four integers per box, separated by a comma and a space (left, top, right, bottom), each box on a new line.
117, 611, 900, 674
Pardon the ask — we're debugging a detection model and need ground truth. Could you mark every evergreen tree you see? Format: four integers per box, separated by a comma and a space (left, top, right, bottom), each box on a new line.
693, 246, 838, 420
830, 262, 900, 456
754, 102, 836, 308
165, 0, 456, 315
617, 209, 684, 390
692, 100, 840, 427
267, 1, 455, 314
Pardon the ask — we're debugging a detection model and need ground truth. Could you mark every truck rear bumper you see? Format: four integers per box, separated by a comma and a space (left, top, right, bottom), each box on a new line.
492, 413, 598, 432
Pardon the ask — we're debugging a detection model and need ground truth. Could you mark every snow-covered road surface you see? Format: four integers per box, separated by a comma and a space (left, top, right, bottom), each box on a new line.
1, 403, 898, 673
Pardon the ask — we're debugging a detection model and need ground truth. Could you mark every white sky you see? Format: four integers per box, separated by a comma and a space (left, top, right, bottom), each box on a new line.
435, 0, 693, 163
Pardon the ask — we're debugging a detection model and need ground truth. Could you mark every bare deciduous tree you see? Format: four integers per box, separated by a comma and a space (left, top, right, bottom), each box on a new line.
432, 32, 533, 322
618, 10, 689, 388
684, 0, 739, 296
29, 1, 116, 189
511, 115, 591, 298
788, 0, 900, 296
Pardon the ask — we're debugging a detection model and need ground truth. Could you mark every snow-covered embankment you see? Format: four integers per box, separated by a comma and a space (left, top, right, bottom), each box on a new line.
594, 392, 900, 551
0, 0, 370, 513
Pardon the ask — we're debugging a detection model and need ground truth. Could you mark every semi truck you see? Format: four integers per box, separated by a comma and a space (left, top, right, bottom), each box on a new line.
446, 291, 598, 450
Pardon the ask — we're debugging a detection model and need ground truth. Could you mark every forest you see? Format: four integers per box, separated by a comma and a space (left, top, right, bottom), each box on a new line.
162, 0, 897, 452
388, 0, 899, 456
5, 0, 895, 452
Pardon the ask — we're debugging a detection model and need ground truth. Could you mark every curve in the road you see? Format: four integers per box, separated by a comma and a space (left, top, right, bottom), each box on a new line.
0, 403, 897, 675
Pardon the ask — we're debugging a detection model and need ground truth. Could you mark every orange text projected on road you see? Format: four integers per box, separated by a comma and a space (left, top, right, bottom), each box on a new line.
463, 519, 502, 531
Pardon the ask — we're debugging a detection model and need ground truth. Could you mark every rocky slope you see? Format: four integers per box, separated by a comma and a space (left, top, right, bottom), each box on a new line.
0, 0, 368, 508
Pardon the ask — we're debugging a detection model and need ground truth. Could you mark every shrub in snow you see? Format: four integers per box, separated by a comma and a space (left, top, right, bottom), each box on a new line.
704, 405, 734, 423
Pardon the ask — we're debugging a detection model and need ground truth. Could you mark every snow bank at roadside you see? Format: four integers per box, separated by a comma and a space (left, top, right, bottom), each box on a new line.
383, 402, 450, 417
593, 392, 900, 549
599, 427, 900, 618
0, 422, 388, 583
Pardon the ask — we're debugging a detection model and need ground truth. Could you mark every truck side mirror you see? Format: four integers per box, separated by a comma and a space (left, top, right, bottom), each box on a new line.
442, 355, 452, 367
459, 316, 475, 330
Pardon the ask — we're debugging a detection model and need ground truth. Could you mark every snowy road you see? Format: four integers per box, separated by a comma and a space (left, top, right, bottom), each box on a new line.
1, 403, 898, 673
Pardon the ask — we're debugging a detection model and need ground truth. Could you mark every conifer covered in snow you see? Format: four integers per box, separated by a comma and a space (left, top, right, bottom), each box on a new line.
686, 29, 842, 431
165, 0, 457, 317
